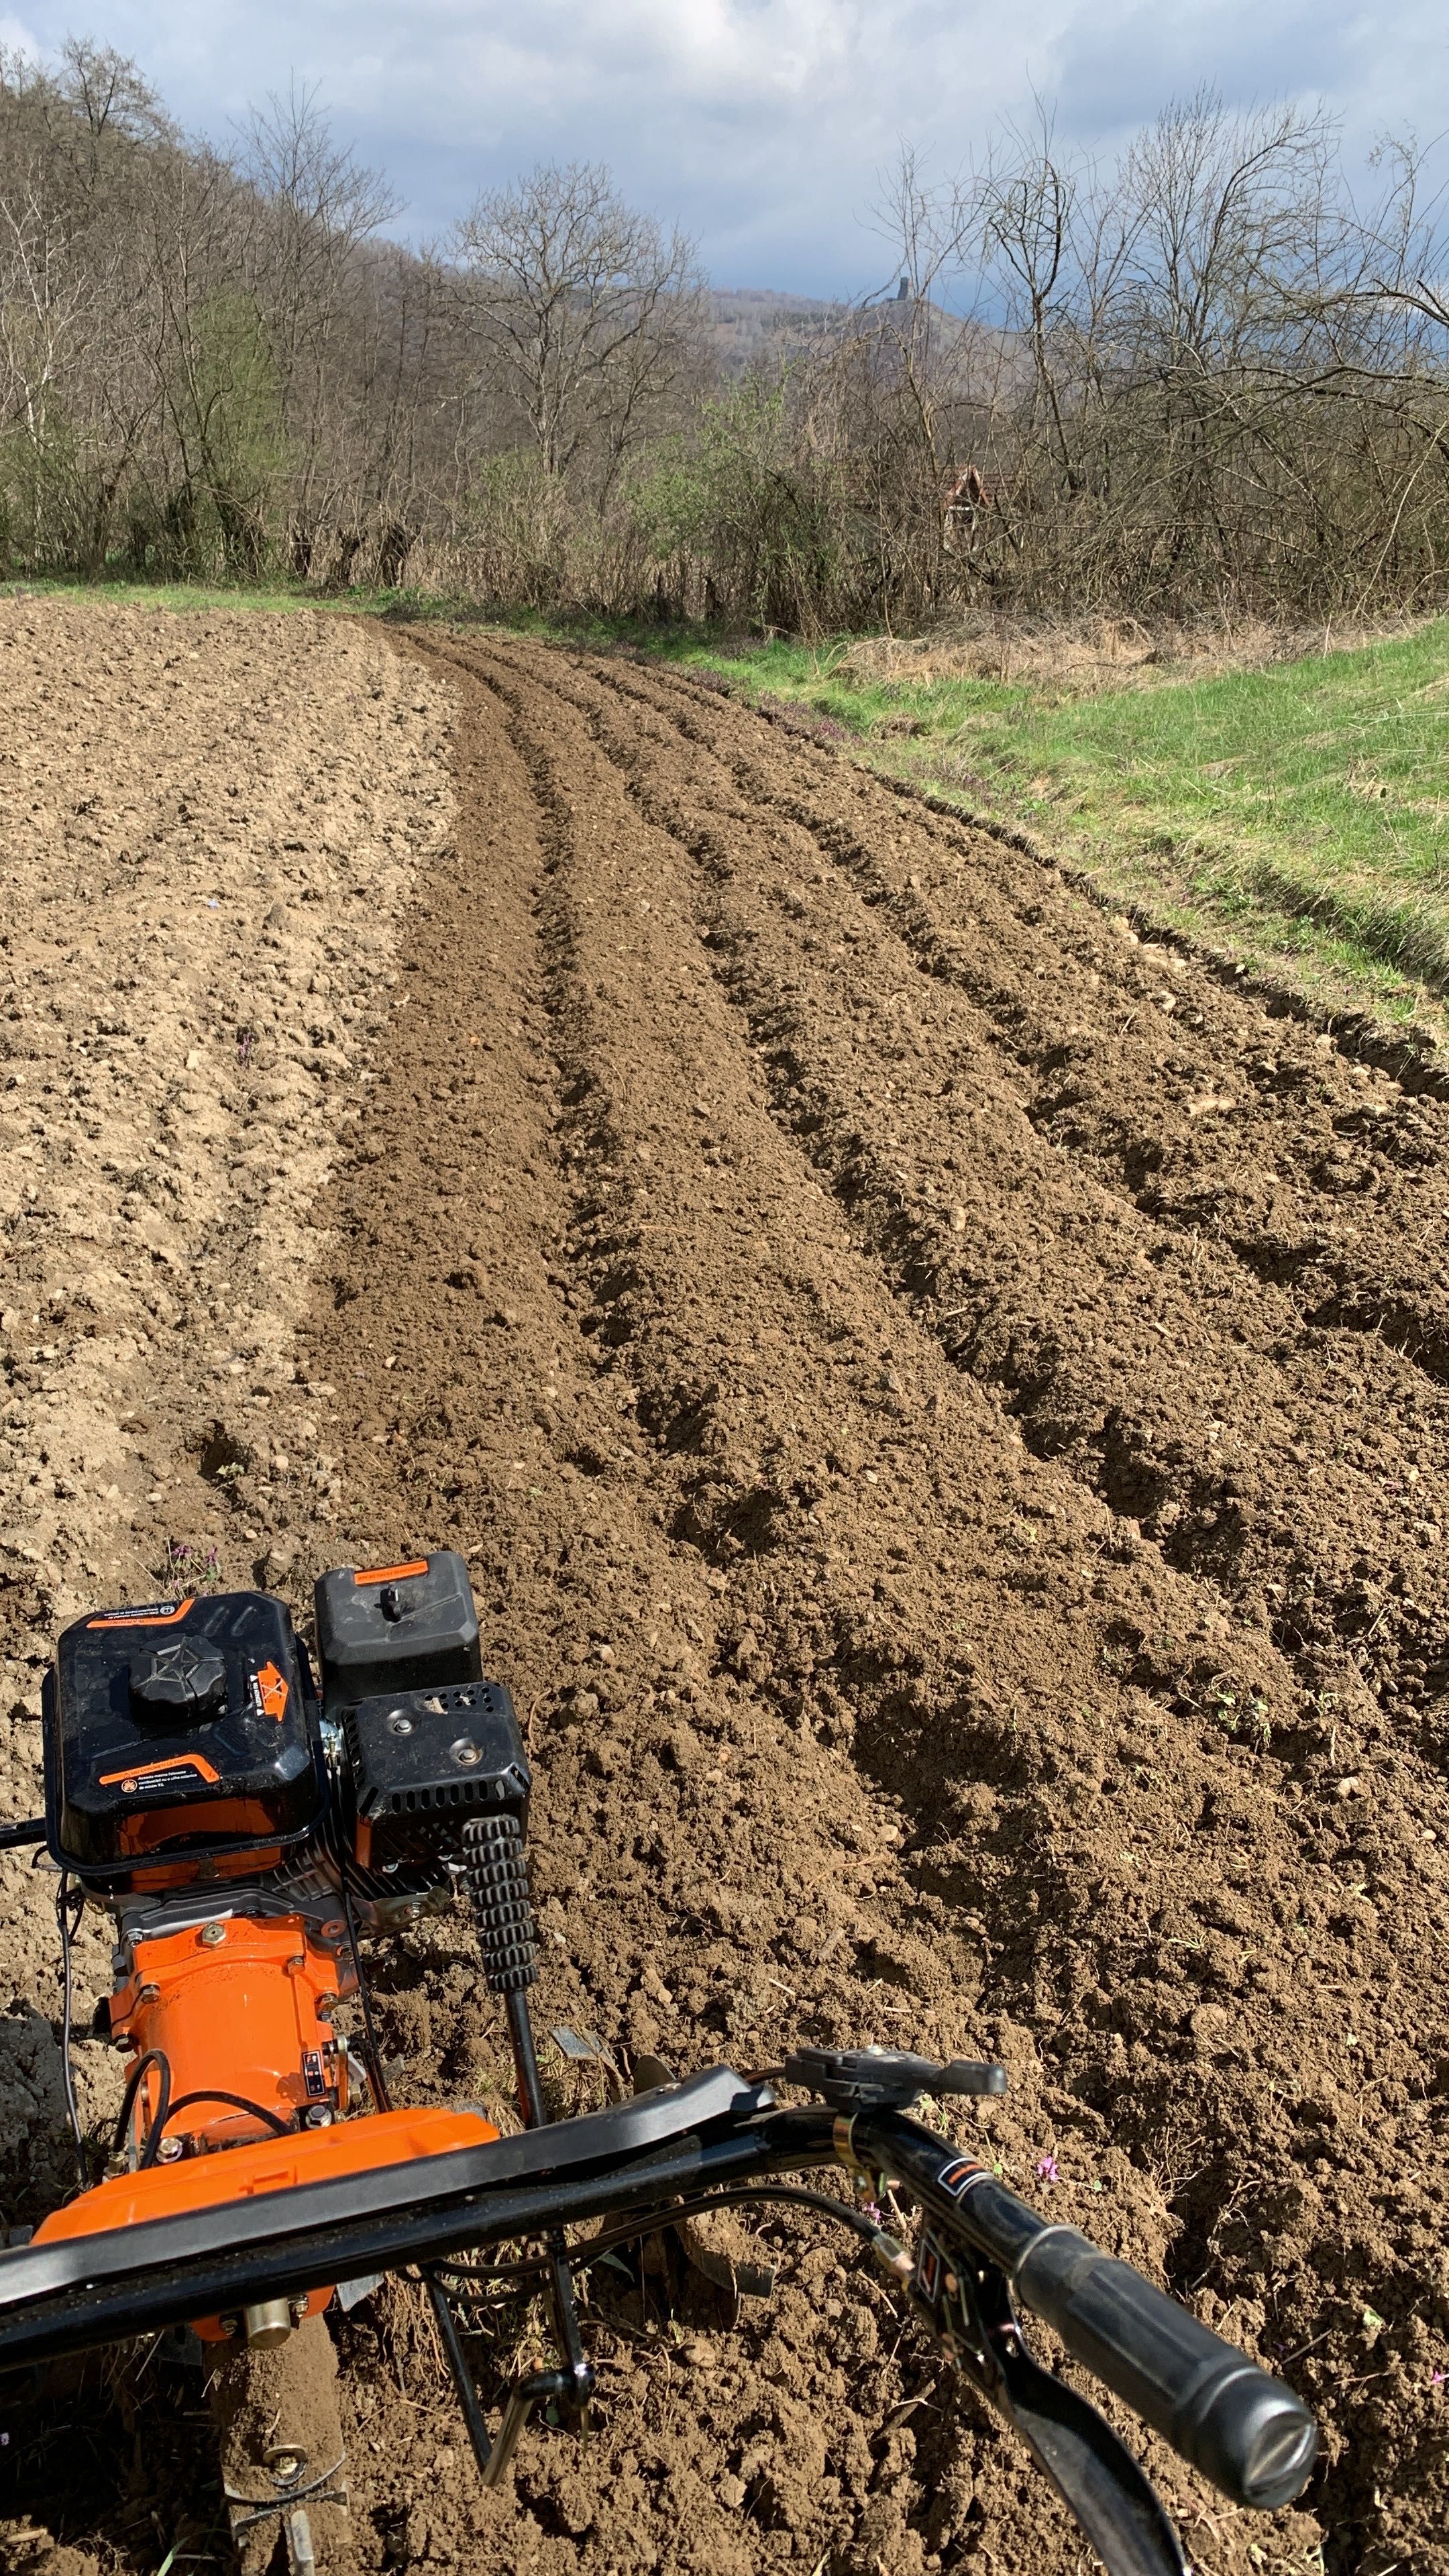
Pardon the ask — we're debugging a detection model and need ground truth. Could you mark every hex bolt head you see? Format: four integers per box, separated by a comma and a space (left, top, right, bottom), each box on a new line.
157, 2137, 184, 2163
198, 1923, 226, 1949
451, 1737, 482, 1767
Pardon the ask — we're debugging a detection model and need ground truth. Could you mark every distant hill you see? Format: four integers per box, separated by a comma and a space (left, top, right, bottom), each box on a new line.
705, 288, 856, 376
704, 286, 1016, 399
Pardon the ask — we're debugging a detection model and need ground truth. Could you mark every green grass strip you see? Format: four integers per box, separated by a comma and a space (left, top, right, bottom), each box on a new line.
11, 575, 1448, 1043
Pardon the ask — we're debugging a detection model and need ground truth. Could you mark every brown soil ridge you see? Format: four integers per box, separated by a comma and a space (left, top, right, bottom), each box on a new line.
288, 625, 1444, 2575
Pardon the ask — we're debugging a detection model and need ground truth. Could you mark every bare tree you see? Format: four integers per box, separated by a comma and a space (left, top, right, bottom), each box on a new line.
0, 43, 174, 568
453, 161, 703, 498
238, 83, 400, 568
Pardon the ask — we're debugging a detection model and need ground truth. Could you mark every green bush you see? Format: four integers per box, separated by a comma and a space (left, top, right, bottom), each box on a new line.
633, 383, 851, 633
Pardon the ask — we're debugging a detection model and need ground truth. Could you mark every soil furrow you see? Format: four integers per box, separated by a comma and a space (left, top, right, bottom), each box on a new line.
294, 634, 1066, 2576
594, 655, 1449, 1383
511, 649, 1449, 1767
394, 629, 1449, 2572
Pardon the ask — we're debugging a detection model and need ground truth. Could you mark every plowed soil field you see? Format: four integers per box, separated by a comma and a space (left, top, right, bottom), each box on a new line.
5, 608, 1449, 2576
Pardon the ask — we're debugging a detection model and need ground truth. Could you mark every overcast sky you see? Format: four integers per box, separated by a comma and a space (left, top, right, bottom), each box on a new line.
3, 1, 1446, 295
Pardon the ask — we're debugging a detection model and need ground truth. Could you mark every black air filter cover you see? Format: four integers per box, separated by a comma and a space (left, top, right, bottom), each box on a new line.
45, 1591, 323, 1888
315, 1552, 482, 1713
342, 1679, 530, 1874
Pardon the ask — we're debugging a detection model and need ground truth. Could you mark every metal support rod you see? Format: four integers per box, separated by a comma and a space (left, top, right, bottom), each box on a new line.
502, 1989, 593, 2412
424, 2273, 494, 2479
481, 2368, 573, 2489
504, 1989, 547, 2133
543, 2236, 590, 2406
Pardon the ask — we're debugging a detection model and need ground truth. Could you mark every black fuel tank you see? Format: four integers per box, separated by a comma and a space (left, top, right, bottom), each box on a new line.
44, 1591, 325, 1889
314, 1552, 482, 1712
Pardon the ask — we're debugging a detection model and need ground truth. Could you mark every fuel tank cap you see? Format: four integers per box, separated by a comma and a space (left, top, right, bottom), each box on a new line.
129, 1639, 228, 1725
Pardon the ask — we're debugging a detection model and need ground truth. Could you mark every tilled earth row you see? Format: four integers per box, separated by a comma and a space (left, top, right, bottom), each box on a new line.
8, 621, 1449, 2576
304, 629, 1449, 2576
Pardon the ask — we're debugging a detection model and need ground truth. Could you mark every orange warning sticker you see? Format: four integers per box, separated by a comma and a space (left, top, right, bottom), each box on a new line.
253, 1660, 289, 1723
99, 1752, 221, 1791
87, 1599, 195, 1631
353, 1559, 428, 1587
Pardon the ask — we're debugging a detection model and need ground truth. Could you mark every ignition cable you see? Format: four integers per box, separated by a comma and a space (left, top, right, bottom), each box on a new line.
435, 2180, 909, 2291
111, 2049, 172, 2159
139, 2090, 292, 2166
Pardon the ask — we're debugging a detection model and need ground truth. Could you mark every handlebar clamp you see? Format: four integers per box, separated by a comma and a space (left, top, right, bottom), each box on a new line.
784, 2046, 1008, 2112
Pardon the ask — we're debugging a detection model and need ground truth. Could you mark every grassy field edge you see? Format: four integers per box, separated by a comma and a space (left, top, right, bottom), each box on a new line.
9, 573, 1447, 1063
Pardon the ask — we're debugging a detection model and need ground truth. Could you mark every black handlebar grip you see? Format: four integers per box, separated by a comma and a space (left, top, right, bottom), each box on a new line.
1013, 2226, 1317, 2510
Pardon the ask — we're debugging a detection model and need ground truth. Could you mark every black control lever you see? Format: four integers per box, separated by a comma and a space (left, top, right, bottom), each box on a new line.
945, 2254, 1189, 2576
857, 2112, 1318, 2517
784, 2046, 1008, 2112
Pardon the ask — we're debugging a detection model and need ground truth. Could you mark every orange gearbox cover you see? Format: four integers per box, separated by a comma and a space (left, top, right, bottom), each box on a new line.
40, 1908, 499, 2344
32, 2104, 500, 2241
109, 1915, 354, 2155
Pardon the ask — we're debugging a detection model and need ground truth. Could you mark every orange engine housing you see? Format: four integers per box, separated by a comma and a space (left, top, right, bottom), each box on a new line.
109, 1914, 358, 2157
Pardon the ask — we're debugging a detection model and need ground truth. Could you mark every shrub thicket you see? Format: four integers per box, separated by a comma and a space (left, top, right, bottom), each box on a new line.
4, 48, 1449, 629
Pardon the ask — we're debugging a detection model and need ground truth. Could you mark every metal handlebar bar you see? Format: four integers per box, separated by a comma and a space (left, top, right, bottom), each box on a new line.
0, 2072, 1317, 2573
847, 2110, 1317, 2514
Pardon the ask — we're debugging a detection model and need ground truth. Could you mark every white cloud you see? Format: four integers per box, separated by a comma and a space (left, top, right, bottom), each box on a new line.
0, 11, 42, 56
9, 0, 1449, 290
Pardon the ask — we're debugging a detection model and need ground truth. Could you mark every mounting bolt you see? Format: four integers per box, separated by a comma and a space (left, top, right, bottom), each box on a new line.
157, 2137, 184, 2163
388, 1713, 413, 1735
198, 1923, 226, 1948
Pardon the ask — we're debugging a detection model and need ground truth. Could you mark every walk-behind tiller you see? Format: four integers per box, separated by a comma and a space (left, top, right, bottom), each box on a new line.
0, 1552, 1317, 2573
